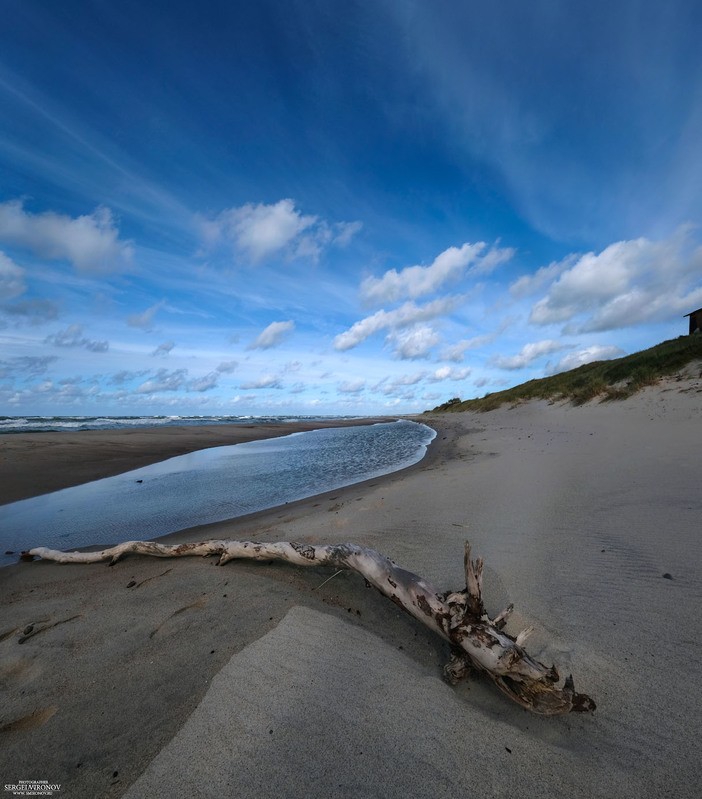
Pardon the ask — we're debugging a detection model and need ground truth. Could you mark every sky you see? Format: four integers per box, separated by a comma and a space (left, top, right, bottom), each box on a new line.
1, 0, 701, 417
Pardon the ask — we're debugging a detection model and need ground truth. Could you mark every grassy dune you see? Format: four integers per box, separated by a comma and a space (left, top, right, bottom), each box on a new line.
430, 335, 702, 413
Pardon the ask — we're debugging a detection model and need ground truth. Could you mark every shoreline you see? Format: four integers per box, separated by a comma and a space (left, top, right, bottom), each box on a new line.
0, 417, 442, 565
0, 417, 394, 506
1, 383, 700, 798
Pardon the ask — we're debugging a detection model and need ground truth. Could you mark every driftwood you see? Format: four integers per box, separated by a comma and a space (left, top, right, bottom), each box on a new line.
26, 539, 595, 716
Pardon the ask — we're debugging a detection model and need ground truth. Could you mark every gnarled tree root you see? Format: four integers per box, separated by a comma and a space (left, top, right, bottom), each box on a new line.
26, 539, 595, 716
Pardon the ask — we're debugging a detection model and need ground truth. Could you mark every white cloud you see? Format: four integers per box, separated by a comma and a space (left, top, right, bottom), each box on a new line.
439, 332, 498, 362
240, 373, 282, 389
230, 199, 315, 261
200, 199, 360, 264
338, 379, 366, 393
189, 372, 219, 392
216, 360, 239, 373
529, 228, 702, 331
151, 341, 175, 357
248, 320, 295, 349
0, 200, 133, 273
492, 339, 569, 370
361, 242, 514, 305
109, 370, 148, 385
137, 369, 188, 393
127, 301, 164, 331
45, 323, 109, 352
546, 345, 625, 375
427, 366, 471, 382
333, 221, 363, 247
0, 251, 25, 299
375, 372, 426, 395
386, 324, 441, 359
333, 297, 458, 351
510, 256, 576, 298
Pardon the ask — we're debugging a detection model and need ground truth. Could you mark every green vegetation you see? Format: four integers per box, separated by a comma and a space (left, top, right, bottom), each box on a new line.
429, 335, 702, 413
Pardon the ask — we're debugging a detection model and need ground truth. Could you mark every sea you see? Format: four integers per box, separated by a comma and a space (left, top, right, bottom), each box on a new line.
0, 418, 436, 565
0, 414, 364, 434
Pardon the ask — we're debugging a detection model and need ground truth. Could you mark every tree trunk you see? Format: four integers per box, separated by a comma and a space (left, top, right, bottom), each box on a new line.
26, 539, 595, 716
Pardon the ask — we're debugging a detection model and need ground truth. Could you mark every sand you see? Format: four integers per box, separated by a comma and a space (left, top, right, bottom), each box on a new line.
1, 379, 701, 798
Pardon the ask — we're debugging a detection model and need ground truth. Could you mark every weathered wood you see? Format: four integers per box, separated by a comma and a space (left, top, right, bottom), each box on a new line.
26, 539, 595, 716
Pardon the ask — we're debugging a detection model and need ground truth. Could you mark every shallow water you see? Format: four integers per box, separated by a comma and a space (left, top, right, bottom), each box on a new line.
1, 420, 435, 564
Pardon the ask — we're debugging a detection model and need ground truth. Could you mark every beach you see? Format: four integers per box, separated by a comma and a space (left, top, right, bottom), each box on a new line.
1, 380, 701, 798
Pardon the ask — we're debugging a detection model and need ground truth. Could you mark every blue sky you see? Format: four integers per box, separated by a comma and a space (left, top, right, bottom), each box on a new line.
1, 0, 701, 416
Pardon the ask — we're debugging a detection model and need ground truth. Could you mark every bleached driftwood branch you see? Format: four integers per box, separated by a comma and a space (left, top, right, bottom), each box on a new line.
26, 539, 595, 716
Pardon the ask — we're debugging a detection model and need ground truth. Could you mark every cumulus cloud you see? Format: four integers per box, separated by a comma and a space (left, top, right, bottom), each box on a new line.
439, 332, 498, 362
200, 199, 360, 264
127, 302, 164, 331
337, 379, 366, 394
333, 297, 458, 351
45, 323, 109, 352
375, 372, 427, 395
248, 320, 295, 349
361, 242, 514, 305
216, 360, 239, 373
0, 200, 133, 273
151, 341, 175, 357
189, 372, 219, 392
0, 355, 58, 378
509, 256, 577, 298
136, 369, 188, 393
546, 345, 626, 375
529, 228, 702, 332
386, 324, 441, 359
427, 366, 472, 382
492, 339, 569, 370
109, 369, 148, 385
240, 373, 282, 389
0, 251, 25, 299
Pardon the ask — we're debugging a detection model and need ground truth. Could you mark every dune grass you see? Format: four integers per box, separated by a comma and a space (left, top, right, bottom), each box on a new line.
429, 335, 702, 413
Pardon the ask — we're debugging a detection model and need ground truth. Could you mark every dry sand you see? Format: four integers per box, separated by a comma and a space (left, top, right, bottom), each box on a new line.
1, 380, 701, 798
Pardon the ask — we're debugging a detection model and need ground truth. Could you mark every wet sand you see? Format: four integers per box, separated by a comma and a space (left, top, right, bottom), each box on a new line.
1, 379, 701, 798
